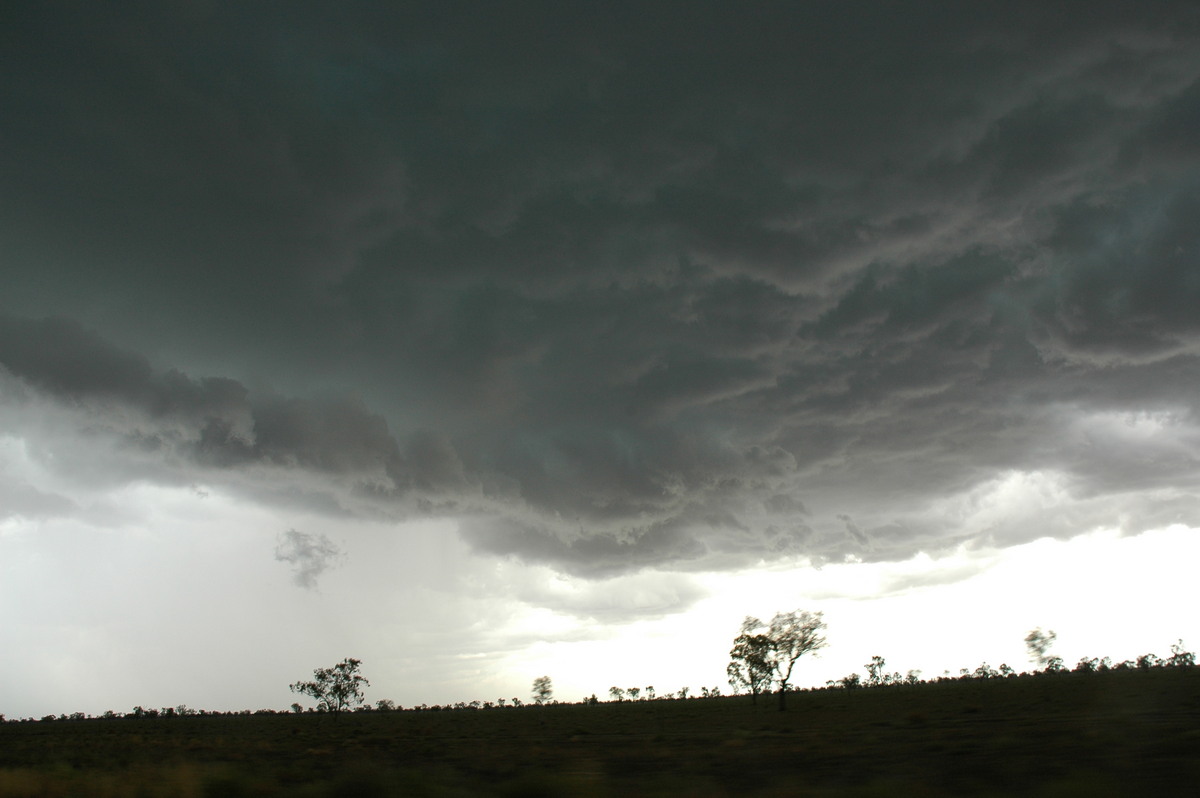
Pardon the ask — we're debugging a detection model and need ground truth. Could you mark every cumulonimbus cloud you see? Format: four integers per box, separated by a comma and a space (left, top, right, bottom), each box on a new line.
3, 2, 1200, 580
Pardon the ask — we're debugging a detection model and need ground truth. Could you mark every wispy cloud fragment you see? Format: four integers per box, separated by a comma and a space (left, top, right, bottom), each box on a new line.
274, 528, 344, 590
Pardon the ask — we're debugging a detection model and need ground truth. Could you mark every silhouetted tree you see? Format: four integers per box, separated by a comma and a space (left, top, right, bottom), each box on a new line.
1168, 640, 1196, 667
627, 686, 640, 700
609, 686, 625, 702
865, 655, 886, 686
974, 662, 999, 679
741, 610, 828, 710
645, 686, 656, 700
290, 658, 369, 718
532, 676, 553, 705
1025, 628, 1057, 668
727, 617, 773, 704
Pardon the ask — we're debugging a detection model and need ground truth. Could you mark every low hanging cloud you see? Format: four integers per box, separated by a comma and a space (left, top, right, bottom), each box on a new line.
274, 529, 345, 590
2, 2, 1200, 581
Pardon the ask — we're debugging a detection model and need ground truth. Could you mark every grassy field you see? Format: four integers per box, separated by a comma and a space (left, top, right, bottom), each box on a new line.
2, 668, 1199, 796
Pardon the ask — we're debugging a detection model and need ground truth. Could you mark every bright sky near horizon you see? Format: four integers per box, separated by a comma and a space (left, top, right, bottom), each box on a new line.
3, 1, 1200, 719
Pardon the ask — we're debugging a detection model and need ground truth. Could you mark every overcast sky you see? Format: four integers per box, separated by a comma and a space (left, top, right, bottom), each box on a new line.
3, 1, 1200, 718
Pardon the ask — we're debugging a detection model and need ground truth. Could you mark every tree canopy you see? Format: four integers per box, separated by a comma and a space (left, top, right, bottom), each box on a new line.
531, 675, 553, 705
730, 610, 827, 710
290, 658, 369, 717
728, 617, 773, 704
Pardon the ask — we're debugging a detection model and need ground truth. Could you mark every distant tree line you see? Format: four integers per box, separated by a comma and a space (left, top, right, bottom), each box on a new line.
817, 630, 1197, 691
7, 631, 1195, 723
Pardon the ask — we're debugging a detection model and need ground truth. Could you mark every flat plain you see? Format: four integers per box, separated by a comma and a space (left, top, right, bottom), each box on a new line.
2, 668, 1199, 796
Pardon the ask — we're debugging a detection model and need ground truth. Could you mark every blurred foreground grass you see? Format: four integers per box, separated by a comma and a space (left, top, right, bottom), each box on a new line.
2, 667, 1198, 796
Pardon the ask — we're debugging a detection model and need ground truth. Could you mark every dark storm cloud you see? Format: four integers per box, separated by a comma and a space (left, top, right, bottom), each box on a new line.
1033, 180, 1200, 361
0, 315, 421, 506
3, 2, 1200, 576
0, 316, 249, 421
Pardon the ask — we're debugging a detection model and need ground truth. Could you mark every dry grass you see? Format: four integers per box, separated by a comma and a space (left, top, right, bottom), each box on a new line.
2, 668, 1198, 796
